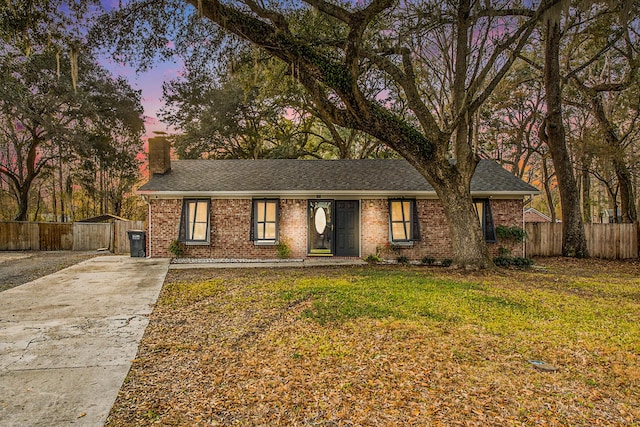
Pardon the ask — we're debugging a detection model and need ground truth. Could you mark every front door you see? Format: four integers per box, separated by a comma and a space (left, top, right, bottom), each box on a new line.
308, 200, 333, 255
308, 200, 359, 256
335, 200, 359, 257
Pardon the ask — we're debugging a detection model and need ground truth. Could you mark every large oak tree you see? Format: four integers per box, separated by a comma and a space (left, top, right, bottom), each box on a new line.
101, 0, 558, 268
0, 50, 144, 221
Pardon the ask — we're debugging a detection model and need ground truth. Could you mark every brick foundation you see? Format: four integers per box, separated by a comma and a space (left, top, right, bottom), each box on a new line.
147, 197, 525, 260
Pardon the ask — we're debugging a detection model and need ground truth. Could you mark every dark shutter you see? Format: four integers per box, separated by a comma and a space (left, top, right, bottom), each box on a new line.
274, 200, 280, 241
411, 200, 421, 241
178, 199, 187, 242
249, 200, 256, 241
483, 200, 496, 243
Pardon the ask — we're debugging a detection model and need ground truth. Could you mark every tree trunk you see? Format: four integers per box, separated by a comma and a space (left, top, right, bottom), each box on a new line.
543, 18, 588, 257
413, 160, 491, 269
613, 157, 635, 223
541, 156, 557, 223
14, 184, 29, 221
588, 93, 637, 223
581, 158, 591, 223
58, 147, 65, 222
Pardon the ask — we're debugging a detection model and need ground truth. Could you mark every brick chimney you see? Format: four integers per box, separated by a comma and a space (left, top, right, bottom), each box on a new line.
148, 136, 171, 175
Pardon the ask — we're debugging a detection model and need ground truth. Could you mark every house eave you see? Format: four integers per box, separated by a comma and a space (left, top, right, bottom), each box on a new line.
137, 189, 540, 199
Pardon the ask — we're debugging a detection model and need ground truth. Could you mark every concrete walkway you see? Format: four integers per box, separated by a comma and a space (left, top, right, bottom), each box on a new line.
0, 256, 170, 426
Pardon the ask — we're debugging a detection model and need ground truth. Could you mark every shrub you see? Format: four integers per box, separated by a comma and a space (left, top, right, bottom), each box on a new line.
168, 239, 185, 258
421, 256, 435, 265
493, 256, 512, 267
496, 225, 527, 242
497, 246, 511, 257
276, 240, 291, 259
493, 256, 534, 268
365, 254, 382, 264
397, 255, 410, 264
441, 259, 453, 267
512, 257, 534, 267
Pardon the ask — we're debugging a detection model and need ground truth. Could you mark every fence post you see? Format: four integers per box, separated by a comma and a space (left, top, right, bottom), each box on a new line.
110, 222, 115, 253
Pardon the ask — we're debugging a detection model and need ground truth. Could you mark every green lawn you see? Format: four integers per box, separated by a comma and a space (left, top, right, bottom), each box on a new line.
108, 259, 640, 426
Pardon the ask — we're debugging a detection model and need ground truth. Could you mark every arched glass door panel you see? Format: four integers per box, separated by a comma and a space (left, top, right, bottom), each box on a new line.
308, 200, 333, 255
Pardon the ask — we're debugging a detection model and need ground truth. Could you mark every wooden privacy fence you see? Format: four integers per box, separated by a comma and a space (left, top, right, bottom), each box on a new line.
0, 221, 145, 254
525, 222, 638, 259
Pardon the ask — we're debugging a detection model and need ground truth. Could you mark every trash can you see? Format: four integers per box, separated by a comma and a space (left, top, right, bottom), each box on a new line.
127, 230, 146, 257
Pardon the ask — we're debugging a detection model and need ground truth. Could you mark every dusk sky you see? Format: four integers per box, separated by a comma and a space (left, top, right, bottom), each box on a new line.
98, 0, 185, 140
100, 56, 182, 139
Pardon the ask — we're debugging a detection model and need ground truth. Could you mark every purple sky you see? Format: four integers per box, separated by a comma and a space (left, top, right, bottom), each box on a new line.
100, 56, 182, 139
98, 0, 184, 140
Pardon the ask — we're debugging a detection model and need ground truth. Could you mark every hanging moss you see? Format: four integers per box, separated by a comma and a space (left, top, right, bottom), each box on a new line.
69, 45, 78, 91
372, 104, 435, 160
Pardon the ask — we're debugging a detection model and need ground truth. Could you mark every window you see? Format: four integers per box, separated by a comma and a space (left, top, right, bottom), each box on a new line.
178, 199, 210, 244
474, 199, 496, 243
251, 199, 279, 244
388, 199, 421, 243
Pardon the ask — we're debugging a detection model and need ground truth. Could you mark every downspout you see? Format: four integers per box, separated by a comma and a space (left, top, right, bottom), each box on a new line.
142, 195, 151, 258
523, 195, 534, 258
522, 199, 526, 258
148, 201, 152, 258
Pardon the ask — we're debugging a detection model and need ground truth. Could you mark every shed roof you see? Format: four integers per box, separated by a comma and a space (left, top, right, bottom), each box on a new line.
138, 159, 539, 197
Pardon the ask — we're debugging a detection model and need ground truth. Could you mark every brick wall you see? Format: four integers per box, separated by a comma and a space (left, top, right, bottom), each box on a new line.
147, 197, 524, 260
148, 198, 308, 259
361, 199, 524, 260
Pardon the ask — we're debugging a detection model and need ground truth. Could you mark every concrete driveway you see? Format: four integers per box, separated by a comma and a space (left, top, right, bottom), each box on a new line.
0, 256, 170, 426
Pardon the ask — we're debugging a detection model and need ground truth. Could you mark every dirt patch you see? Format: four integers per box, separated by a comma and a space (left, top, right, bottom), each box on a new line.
0, 251, 108, 292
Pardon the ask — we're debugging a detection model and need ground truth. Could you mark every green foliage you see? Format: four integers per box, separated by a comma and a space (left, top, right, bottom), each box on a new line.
421, 256, 436, 265
0, 48, 144, 220
365, 254, 382, 264
496, 225, 528, 242
276, 240, 291, 259
396, 255, 409, 265
168, 239, 185, 258
493, 256, 534, 268
497, 246, 511, 257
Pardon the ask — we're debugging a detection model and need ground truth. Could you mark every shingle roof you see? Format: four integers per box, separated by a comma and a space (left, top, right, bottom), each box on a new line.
138, 159, 539, 196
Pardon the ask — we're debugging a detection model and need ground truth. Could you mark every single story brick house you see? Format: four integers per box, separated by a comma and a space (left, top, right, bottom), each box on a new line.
138, 139, 539, 260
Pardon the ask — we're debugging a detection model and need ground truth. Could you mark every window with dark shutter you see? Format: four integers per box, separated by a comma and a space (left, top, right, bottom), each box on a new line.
411, 200, 421, 241
252, 199, 279, 244
474, 199, 496, 243
388, 199, 420, 243
178, 199, 210, 244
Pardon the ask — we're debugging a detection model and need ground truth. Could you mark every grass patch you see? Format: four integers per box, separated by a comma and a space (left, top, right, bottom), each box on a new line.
273, 268, 640, 354
159, 278, 226, 307
108, 260, 640, 426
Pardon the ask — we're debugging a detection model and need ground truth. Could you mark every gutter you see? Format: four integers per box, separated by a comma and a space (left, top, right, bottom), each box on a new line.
137, 189, 541, 199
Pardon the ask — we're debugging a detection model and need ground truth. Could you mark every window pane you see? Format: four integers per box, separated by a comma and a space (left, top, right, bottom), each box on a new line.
256, 223, 265, 240
256, 201, 265, 222
402, 201, 410, 220
188, 202, 197, 223
194, 201, 207, 222
265, 223, 276, 240
192, 223, 207, 241
391, 201, 403, 221
265, 201, 276, 221
392, 222, 407, 240
475, 202, 483, 224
